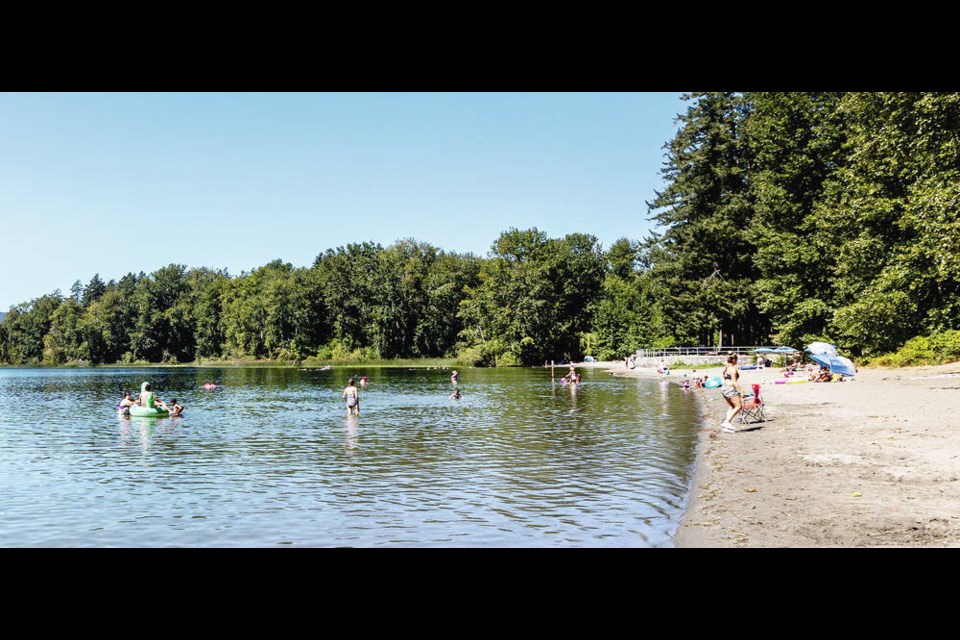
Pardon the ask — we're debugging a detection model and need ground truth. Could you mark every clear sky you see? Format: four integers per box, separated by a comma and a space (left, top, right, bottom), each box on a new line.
0, 92, 684, 311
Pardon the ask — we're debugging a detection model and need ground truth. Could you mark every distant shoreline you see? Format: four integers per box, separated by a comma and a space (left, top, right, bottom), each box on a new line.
0, 357, 459, 370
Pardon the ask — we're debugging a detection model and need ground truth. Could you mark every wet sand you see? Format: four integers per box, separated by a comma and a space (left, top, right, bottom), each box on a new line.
587, 360, 960, 547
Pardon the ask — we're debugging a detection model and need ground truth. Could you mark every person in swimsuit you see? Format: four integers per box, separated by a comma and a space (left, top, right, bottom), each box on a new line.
451, 370, 459, 384
118, 391, 136, 410
117, 391, 136, 415
343, 377, 360, 416
719, 354, 744, 432
169, 399, 184, 416
137, 382, 171, 413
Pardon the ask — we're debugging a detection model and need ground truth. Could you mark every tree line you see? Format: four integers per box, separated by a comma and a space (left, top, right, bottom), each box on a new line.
0, 234, 620, 367
2, 92, 958, 367
642, 91, 960, 358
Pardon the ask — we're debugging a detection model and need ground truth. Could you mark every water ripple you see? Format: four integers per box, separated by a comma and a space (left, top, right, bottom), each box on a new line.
0, 366, 702, 547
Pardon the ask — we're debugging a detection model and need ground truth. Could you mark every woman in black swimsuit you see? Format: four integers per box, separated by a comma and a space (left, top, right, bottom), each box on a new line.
719, 354, 744, 432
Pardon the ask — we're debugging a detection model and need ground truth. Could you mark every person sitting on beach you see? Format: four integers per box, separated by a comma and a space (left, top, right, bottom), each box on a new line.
137, 382, 171, 413
169, 399, 184, 416
811, 366, 832, 383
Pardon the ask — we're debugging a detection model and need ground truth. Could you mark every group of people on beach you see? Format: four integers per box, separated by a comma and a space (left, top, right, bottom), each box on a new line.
698, 352, 845, 434
684, 370, 707, 389
808, 364, 845, 382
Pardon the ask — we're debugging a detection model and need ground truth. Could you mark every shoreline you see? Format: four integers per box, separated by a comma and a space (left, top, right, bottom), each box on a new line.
0, 359, 460, 370
590, 359, 960, 547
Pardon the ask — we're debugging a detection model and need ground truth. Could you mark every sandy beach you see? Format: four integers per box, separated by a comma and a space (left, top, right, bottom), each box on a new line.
587, 360, 960, 547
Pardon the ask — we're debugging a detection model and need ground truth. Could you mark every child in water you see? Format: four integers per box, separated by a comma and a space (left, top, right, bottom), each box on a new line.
169, 399, 184, 416
450, 388, 462, 400
118, 391, 136, 410
343, 378, 360, 416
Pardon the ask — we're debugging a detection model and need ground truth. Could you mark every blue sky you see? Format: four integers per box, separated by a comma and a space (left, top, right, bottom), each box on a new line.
0, 92, 684, 311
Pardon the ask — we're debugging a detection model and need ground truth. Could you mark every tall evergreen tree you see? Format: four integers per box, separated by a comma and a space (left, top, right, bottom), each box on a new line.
743, 92, 846, 348
647, 92, 767, 348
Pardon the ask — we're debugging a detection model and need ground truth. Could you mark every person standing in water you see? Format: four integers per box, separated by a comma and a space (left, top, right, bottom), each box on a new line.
451, 370, 459, 384
343, 377, 360, 416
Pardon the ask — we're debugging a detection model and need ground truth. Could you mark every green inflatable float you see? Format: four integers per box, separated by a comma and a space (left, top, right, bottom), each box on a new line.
129, 405, 169, 418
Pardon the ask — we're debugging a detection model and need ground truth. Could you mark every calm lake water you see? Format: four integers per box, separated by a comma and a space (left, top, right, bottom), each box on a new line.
0, 366, 703, 547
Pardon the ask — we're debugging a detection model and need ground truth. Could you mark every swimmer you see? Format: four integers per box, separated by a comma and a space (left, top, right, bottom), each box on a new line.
118, 391, 137, 410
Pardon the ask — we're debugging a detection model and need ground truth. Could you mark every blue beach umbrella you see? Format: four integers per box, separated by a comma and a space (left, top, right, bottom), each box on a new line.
805, 341, 838, 356
774, 346, 798, 354
753, 347, 776, 354
809, 353, 857, 377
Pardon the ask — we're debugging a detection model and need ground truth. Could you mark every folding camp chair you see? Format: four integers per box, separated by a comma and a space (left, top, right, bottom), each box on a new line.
738, 383, 766, 425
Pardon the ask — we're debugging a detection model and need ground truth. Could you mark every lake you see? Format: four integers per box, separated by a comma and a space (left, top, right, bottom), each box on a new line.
0, 366, 703, 547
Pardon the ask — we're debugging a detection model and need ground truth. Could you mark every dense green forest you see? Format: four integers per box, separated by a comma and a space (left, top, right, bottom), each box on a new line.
3, 92, 960, 367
